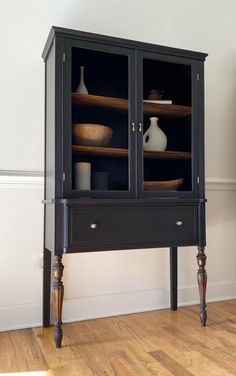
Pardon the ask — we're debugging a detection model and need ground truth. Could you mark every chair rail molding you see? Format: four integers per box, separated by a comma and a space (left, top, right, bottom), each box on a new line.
0, 171, 235, 191
0, 170, 44, 188
206, 177, 236, 191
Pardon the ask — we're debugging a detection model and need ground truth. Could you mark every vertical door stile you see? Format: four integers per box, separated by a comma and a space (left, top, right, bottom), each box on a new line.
62, 39, 72, 197
191, 61, 199, 197
129, 49, 137, 197
197, 60, 205, 200
136, 50, 144, 198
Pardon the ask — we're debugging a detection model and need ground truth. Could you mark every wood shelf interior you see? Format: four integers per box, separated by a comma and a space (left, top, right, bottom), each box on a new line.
72, 145, 191, 159
72, 93, 191, 118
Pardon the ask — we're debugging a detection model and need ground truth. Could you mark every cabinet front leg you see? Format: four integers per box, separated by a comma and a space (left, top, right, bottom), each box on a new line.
197, 246, 207, 326
53, 255, 64, 348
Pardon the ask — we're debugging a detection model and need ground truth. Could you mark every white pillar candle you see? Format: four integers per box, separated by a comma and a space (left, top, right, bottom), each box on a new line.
75, 162, 91, 190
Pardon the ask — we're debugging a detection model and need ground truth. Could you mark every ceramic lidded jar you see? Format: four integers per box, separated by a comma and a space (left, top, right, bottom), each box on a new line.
143, 117, 167, 151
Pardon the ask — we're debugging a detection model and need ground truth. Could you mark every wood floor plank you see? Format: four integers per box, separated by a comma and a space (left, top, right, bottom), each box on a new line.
124, 345, 176, 376
159, 311, 236, 374
0, 332, 16, 372
83, 312, 195, 374
193, 344, 236, 375
65, 318, 173, 375
163, 315, 236, 361
0, 329, 47, 373
120, 315, 198, 371
2, 300, 236, 375
66, 321, 152, 376
109, 356, 137, 376
33, 326, 80, 369
208, 304, 236, 325
61, 322, 122, 376
47, 359, 98, 376
149, 350, 193, 376
185, 350, 235, 376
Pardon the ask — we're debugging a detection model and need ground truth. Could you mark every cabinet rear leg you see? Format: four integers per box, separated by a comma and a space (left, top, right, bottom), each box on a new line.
170, 247, 178, 310
53, 255, 64, 348
197, 246, 207, 326
43, 248, 52, 327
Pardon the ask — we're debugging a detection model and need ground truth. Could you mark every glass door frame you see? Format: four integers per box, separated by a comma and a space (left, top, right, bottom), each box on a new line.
135, 50, 200, 199
62, 37, 136, 198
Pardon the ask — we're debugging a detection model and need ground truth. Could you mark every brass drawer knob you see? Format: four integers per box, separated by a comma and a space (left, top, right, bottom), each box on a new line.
90, 223, 97, 229
176, 220, 183, 226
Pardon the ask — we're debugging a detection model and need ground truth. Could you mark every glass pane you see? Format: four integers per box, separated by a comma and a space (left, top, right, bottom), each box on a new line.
71, 47, 129, 192
142, 58, 192, 193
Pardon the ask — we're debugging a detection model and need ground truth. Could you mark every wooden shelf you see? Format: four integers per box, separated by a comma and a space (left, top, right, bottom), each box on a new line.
72, 145, 191, 159
72, 93, 191, 118
73, 145, 127, 157
144, 150, 191, 159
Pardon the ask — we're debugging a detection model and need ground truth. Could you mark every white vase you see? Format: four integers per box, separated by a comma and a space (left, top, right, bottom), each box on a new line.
75, 162, 91, 190
76, 66, 88, 94
143, 117, 167, 151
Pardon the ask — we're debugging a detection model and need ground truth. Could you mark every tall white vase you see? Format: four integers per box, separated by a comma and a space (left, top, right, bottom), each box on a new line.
76, 66, 88, 94
75, 162, 91, 190
143, 117, 167, 151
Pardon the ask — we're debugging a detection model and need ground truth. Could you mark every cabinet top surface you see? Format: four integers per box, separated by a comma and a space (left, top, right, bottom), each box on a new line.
42, 26, 208, 61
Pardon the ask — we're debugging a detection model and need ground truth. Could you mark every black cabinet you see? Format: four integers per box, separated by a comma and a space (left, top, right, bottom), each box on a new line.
42, 26, 207, 348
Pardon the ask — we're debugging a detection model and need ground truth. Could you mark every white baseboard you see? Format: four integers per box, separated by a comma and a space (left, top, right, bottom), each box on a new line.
0, 302, 42, 332
1, 281, 236, 332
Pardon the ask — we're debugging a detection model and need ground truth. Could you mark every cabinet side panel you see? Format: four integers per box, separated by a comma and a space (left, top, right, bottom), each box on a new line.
45, 204, 55, 251
45, 41, 55, 200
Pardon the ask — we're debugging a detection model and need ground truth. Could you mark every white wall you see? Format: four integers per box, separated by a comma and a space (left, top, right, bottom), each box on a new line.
1, 0, 236, 330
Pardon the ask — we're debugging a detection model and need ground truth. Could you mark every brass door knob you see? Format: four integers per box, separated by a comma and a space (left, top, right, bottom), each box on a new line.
90, 223, 97, 229
176, 220, 183, 226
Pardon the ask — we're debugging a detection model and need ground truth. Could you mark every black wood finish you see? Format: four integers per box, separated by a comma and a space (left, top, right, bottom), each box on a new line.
43, 248, 52, 327
42, 27, 208, 62
42, 27, 207, 347
67, 204, 198, 252
170, 247, 178, 310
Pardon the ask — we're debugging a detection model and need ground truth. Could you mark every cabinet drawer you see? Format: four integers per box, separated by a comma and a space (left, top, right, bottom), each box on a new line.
67, 205, 198, 251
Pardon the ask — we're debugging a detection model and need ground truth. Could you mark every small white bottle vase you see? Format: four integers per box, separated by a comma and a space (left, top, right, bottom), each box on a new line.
76, 66, 88, 94
143, 117, 167, 151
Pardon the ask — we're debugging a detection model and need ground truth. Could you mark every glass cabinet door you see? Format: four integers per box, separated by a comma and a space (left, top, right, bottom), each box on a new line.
137, 53, 195, 197
65, 41, 135, 197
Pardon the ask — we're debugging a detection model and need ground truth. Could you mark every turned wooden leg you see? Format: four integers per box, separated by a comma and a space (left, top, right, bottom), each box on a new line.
170, 247, 178, 310
197, 246, 207, 326
53, 255, 64, 348
43, 248, 52, 327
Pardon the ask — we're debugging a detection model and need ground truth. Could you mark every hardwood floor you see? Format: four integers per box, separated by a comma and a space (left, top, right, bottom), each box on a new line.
1, 300, 236, 375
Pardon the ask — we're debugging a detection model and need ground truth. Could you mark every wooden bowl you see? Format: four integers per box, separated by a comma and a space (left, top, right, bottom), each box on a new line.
73, 123, 113, 146
144, 178, 184, 191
